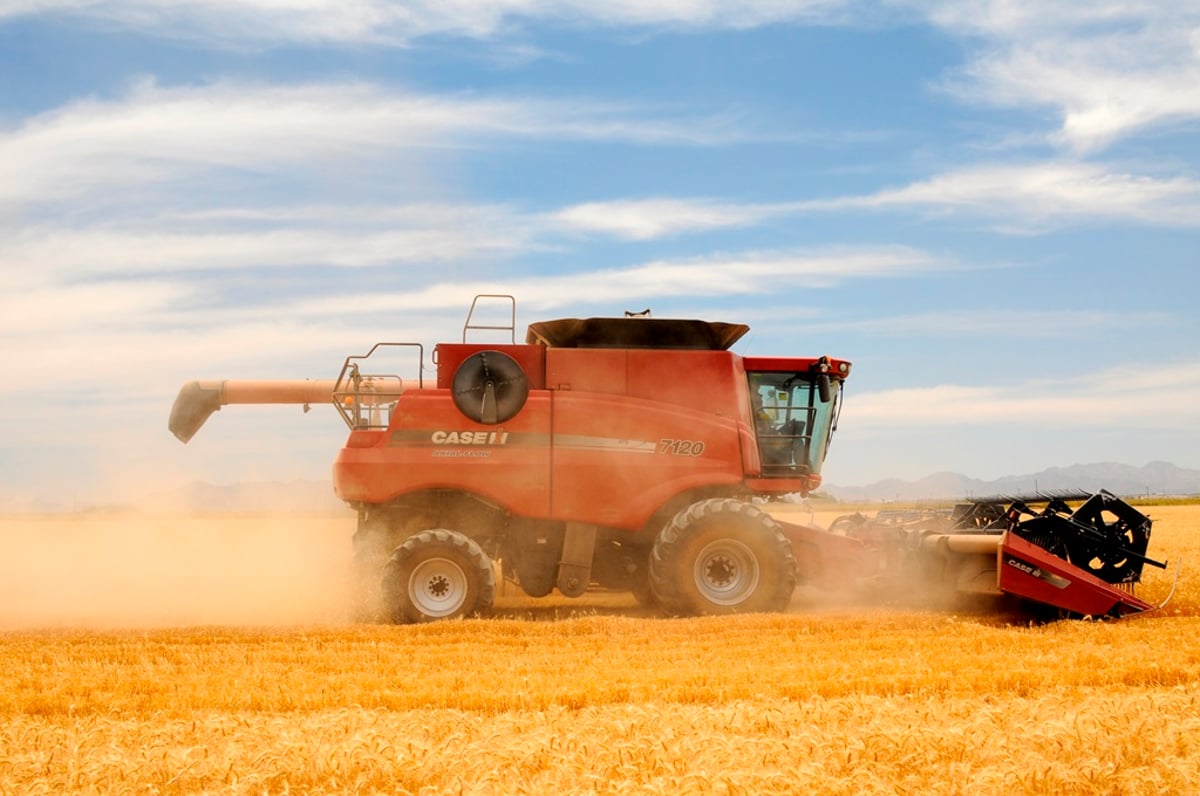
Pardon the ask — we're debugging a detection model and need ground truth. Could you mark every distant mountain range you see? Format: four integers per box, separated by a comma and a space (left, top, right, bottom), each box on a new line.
5, 462, 1197, 514
140, 460, 1200, 510
822, 461, 1200, 502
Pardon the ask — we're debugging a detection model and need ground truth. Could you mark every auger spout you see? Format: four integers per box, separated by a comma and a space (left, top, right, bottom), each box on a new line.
169, 379, 337, 443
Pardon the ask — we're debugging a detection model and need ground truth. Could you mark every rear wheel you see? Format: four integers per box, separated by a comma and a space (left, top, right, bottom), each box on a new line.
649, 499, 796, 616
381, 529, 495, 623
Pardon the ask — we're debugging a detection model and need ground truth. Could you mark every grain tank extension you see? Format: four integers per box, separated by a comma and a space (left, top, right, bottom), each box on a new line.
169, 295, 1165, 622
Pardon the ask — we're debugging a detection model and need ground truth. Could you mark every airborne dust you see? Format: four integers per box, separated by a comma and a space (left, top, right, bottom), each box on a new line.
0, 510, 357, 629
0, 502, 1009, 630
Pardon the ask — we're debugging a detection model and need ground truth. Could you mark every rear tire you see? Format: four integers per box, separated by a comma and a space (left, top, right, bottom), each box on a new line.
649, 499, 796, 616
381, 529, 495, 623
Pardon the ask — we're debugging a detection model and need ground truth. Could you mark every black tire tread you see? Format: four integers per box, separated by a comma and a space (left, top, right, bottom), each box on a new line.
382, 528, 496, 623
649, 498, 796, 616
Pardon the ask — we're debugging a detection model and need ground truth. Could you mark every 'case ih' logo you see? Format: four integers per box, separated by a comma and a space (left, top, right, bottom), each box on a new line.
1005, 556, 1071, 589
431, 430, 510, 445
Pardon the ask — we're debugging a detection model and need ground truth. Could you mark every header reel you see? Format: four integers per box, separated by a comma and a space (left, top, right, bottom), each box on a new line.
957, 490, 1164, 586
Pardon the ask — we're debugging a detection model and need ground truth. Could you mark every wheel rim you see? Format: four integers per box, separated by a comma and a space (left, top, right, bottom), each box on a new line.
693, 538, 760, 606
408, 556, 470, 617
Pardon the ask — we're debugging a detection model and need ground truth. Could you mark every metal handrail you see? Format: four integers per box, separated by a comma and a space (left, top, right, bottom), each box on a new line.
463, 294, 517, 343
332, 342, 423, 430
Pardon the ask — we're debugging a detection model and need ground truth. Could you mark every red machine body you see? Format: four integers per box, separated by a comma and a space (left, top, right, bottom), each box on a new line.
332, 343, 845, 532
170, 298, 853, 621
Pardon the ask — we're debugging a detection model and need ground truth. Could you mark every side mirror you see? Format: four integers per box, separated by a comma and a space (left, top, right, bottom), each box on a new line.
817, 374, 833, 403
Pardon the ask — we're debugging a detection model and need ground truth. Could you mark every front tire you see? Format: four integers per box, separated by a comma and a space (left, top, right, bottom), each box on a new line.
381, 529, 496, 623
649, 499, 796, 616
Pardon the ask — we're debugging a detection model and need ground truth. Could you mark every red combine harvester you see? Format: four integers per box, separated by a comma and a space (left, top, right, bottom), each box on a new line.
170, 295, 1165, 622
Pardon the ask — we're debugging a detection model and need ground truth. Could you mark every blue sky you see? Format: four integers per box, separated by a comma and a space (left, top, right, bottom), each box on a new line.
2, 1, 1198, 507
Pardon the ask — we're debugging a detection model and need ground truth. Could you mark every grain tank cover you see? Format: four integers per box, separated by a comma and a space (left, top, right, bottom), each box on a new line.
525, 317, 749, 350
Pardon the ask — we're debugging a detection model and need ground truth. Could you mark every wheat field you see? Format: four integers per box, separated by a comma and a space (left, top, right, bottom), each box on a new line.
0, 504, 1197, 794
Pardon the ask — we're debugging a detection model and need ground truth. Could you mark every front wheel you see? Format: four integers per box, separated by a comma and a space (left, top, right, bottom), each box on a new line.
649, 499, 796, 616
381, 529, 495, 623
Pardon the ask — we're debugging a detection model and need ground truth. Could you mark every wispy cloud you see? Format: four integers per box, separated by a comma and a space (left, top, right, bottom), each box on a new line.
283, 245, 948, 316
0, 244, 945, 393
2, 1, 859, 46
550, 198, 799, 240
846, 359, 1200, 430
799, 308, 1171, 339
914, 1, 1200, 152
534, 162, 1200, 237
11, 2, 1198, 155
2, 206, 541, 279
0, 79, 757, 215
806, 162, 1200, 230
0, 279, 189, 339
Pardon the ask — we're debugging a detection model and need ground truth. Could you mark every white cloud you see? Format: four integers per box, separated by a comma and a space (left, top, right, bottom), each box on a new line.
0, 303, 445, 399
1, 1, 857, 45
914, 1, 1200, 151
9, 2, 1199, 154
0, 80, 756, 214
845, 360, 1200, 430
1, 206, 540, 278
808, 162, 1200, 230
801, 308, 1170, 339
0, 279, 189, 341
538, 164, 1200, 238
0, 244, 944, 391
549, 161, 1200, 236
550, 197, 798, 239
281, 245, 946, 316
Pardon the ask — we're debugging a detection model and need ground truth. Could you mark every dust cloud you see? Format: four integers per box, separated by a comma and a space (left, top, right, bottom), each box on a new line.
0, 503, 1007, 630
769, 504, 1007, 617
0, 510, 357, 630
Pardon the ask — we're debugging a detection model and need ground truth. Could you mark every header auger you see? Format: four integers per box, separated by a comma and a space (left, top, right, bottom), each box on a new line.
170, 295, 1164, 622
